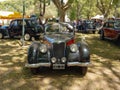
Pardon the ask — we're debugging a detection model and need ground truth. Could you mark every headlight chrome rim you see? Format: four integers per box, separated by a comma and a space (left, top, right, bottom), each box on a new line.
39, 44, 47, 53
70, 44, 78, 53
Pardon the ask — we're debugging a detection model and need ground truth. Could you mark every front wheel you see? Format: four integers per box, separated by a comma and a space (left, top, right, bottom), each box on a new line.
0, 32, 3, 39
92, 31, 95, 34
100, 30, 104, 40
80, 67, 88, 76
30, 68, 39, 74
24, 33, 31, 41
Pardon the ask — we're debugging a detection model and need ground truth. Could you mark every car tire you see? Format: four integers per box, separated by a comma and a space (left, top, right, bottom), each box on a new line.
9, 34, 14, 39
0, 32, 4, 39
92, 31, 95, 34
30, 68, 39, 74
80, 67, 88, 76
31, 37, 35, 41
24, 33, 31, 41
100, 30, 104, 40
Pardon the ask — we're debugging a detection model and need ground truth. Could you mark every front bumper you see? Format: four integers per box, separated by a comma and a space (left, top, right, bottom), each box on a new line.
25, 62, 92, 68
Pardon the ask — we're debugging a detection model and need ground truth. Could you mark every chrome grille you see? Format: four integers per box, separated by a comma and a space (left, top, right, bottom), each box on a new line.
53, 42, 65, 58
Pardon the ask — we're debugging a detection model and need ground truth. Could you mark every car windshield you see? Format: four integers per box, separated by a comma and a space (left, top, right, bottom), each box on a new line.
45, 23, 73, 34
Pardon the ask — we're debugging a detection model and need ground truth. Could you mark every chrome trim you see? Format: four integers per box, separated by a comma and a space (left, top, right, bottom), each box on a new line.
67, 62, 92, 67
25, 63, 51, 68
25, 62, 92, 68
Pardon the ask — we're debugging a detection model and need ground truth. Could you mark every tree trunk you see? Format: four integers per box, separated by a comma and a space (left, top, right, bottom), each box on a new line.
52, 0, 74, 22
59, 10, 66, 22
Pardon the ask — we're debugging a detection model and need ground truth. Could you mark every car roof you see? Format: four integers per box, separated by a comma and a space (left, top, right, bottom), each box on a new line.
106, 20, 116, 23
12, 18, 31, 21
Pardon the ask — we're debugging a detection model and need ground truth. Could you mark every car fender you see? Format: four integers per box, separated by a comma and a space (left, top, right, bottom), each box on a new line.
27, 42, 40, 64
77, 41, 90, 62
27, 41, 50, 64
0, 29, 6, 36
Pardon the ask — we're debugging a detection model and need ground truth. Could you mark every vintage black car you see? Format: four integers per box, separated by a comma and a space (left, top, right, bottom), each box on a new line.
0, 18, 43, 40
25, 22, 91, 75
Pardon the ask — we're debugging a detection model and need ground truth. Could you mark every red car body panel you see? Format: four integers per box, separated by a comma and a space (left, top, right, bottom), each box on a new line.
102, 20, 120, 40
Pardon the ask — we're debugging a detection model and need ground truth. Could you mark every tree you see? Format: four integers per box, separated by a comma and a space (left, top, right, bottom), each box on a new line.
0, 0, 34, 15
113, 0, 120, 17
69, 0, 97, 20
34, 0, 50, 25
96, 0, 114, 18
52, 0, 74, 22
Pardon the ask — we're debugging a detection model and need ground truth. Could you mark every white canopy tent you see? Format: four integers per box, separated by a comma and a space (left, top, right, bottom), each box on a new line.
91, 15, 104, 20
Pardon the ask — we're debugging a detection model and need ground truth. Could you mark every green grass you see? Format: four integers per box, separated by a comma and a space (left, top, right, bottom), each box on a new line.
0, 34, 120, 90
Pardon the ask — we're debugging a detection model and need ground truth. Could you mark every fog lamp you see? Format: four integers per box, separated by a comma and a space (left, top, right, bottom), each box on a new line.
51, 57, 57, 63
61, 57, 66, 63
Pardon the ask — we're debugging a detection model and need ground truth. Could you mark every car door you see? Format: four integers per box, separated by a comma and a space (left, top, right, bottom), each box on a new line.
17, 20, 23, 36
110, 21, 120, 39
9, 20, 19, 36
102, 22, 109, 37
106, 22, 115, 38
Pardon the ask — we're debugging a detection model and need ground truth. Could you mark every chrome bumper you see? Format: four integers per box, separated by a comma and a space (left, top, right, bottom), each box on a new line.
25, 63, 51, 68
67, 62, 92, 67
25, 62, 92, 68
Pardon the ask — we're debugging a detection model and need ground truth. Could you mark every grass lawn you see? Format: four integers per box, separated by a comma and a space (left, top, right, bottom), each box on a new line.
0, 33, 120, 90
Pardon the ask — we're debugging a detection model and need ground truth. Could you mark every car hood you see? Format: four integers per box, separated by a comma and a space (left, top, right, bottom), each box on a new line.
44, 33, 74, 43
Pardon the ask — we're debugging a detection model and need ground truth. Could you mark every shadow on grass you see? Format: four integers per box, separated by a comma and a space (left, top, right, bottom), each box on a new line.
76, 33, 120, 60
76, 33, 120, 89
0, 39, 85, 90
0, 35, 120, 90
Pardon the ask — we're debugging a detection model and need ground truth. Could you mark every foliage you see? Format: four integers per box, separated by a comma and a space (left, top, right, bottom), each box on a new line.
96, 0, 114, 18
0, 0, 34, 15
52, 0, 74, 22
69, 0, 98, 20
1, 0, 120, 20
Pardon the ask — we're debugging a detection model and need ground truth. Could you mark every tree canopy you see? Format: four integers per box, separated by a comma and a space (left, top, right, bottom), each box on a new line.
0, 0, 120, 21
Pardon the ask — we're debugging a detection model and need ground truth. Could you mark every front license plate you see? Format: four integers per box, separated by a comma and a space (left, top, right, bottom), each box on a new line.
53, 64, 65, 69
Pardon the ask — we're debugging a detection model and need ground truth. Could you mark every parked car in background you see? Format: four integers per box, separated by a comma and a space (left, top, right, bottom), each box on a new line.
99, 20, 120, 44
78, 20, 96, 34
0, 18, 44, 40
25, 22, 91, 76
0, 25, 9, 39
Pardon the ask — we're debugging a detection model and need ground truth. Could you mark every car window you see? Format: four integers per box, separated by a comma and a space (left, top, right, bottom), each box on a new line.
18, 20, 23, 26
103, 23, 108, 27
46, 23, 59, 32
27, 20, 32, 26
108, 23, 114, 28
114, 21, 120, 29
10, 20, 18, 27
45, 23, 71, 33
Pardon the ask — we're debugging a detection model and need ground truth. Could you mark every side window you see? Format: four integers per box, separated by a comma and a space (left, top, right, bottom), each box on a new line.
9, 20, 17, 27
114, 21, 120, 28
108, 23, 114, 28
18, 21, 22, 26
10, 21, 14, 27
13, 21, 18, 27
103, 23, 107, 28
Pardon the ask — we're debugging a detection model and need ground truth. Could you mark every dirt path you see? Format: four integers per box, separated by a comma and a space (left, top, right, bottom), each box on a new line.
0, 34, 120, 90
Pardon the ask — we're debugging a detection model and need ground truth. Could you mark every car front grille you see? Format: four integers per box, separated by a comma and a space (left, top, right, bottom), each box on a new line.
52, 42, 65, 58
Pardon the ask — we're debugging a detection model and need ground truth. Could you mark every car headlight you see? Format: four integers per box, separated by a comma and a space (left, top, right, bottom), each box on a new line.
70, 44, 78, 53
39, 44, 47, 53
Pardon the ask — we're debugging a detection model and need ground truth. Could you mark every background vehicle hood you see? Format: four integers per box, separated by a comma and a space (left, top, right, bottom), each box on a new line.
44, 33, 73, 43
